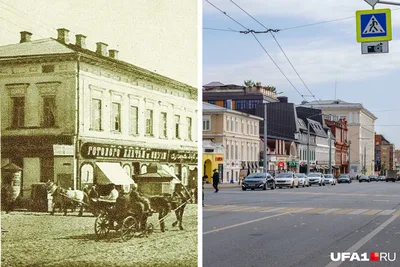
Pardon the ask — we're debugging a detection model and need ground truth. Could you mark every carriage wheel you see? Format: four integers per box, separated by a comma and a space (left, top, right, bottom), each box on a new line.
94, 213, 110, 239
120, 216, 139, 241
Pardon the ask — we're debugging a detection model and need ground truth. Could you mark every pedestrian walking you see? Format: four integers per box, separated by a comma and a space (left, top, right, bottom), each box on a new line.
212, 169, 219, 193
202, 175, 208, 206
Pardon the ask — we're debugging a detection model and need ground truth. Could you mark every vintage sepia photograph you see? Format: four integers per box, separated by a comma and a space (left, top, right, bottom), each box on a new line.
1, 1, 199, 266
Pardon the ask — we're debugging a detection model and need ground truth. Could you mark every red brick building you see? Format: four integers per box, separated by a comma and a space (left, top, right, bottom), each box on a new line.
324, 117, 349, 175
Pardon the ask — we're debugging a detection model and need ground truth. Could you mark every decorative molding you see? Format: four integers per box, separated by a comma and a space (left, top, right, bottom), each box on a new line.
36, 81, 61, 95
6, 83, 29, 97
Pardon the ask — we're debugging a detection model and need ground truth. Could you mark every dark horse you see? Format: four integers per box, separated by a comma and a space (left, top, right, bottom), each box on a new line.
45, 181, 88, 216
170, 184, 191, 230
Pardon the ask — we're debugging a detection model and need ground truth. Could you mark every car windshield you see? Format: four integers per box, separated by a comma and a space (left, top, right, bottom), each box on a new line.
245, 175, 265, 180
276, 174, 292, 178
308, 174, 321, 177
339, 175, 349, 178
296, 174, 305, 178
360, 176, 368, 179
324, 175, 333, 178
369, 175, 377, 178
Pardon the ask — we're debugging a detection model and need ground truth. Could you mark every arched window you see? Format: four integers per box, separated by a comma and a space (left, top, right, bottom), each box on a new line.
123, 164, 131, 178
81, 164, 94, 184
141, 165, 147, 174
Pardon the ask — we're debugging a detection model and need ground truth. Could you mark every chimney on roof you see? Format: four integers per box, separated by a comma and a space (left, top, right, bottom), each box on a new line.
75, 34, 86, 48
277, 96, 288, 103
20, 31, 32, 43
57, 28, 69, 43
109, 49, 118, 59
96, 42, 108, 56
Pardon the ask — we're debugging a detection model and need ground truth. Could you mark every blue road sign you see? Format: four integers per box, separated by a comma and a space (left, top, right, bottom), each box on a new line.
356, 9, 392, 42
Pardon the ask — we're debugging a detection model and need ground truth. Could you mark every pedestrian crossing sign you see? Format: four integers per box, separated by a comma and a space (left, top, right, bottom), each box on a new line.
356, 9, 392, 42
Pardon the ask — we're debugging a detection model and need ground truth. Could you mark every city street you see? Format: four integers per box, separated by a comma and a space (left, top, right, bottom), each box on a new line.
1, 204, 198, 267
203, 182, 400, 267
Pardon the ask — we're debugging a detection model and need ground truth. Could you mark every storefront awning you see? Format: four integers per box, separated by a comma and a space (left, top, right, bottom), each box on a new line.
95, 162, 136, 185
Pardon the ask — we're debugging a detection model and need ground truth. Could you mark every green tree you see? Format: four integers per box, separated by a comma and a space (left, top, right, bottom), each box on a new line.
244, 80, 254, 87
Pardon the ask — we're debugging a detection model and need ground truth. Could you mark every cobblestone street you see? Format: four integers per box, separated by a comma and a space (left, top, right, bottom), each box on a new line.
1, 204, 198, 267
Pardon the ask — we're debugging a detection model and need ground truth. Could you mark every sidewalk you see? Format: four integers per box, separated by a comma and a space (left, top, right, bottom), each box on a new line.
203, 183, 241, 189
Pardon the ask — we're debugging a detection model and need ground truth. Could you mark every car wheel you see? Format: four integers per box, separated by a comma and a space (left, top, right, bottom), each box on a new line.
319, 182, 322, 186
242, 187, 246, 191
303, 184, 305, 188
291, 183, 294, 189
296, 183, 299, 188
270, 183, 275, 190
323, 182, 325, 186
359, 180, 362, 183
263, 184, 267, 190
368, 180, 370, 183
279, 187, 282, 189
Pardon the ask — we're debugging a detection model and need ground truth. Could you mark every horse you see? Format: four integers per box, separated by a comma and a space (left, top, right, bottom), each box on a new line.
45, 181, 88, 216
170, 184, 191, 231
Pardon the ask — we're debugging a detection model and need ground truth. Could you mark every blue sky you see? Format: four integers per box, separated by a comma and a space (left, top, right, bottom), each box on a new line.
203, 0, 400, 148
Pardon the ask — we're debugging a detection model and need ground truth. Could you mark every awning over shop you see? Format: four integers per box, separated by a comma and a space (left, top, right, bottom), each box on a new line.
95, 162, 136, 185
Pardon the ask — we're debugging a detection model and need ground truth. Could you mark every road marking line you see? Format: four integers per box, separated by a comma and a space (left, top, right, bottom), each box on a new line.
332, 209, 355, 214
347, 209, 369, 215
203, 205, 224, 210
393, 210, 400, 216
292, 208, 314, 213
205, 205, 239, 211
325, 215, 399, 267
259, 207, 287, 213
377, 210, 396, 216
361, 209, 382, 215
373, 200, 390, 202
303, 208, 327, 214
276, 208, 298, 213
318, 208, 341, 214
229, 206, 259, 212
242, 206, 273, 212
204, 211, 294, 235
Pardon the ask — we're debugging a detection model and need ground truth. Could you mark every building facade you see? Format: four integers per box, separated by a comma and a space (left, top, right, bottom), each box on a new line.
202, 102, 262, 183
375, 134, 395, 175
325, 116, 349, 175
1, 29, 198, 197
301, 100, 376, 176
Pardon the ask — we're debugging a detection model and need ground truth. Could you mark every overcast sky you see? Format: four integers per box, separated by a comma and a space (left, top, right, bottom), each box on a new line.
0, 0, 198, 87
203, 0, 400, 149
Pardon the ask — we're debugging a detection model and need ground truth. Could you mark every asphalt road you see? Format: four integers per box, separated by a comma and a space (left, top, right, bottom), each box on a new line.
203, 182, 400, 267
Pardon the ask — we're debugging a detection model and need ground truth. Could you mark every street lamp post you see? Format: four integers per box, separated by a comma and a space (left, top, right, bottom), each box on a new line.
307, 122, 310, 175
263, 101, 268, 174
329, 129, 332, 175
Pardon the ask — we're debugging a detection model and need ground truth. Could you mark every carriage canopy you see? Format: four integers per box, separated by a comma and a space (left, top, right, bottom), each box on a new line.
95, 162, 136, 185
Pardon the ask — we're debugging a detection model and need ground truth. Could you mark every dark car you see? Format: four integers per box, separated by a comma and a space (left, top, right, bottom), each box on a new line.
359, 175, 370, 183
242, 173, 275, 191
368, 175, 379, 182
338, 174, 351, 184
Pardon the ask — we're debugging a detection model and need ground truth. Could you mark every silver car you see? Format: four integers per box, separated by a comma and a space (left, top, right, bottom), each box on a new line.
275, 173, 300, 189
324, 174, 336, 185
307, 172, 325, 186
296, 173, 310, 187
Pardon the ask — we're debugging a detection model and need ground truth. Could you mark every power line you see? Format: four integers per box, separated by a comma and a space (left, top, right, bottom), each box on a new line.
229, 0, 324, 110
205, 0, 308, 102
203, 27, 240, 32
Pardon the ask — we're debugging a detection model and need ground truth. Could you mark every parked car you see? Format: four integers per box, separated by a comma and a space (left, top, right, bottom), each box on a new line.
368, 175, 379, 182
275, 173, 299, 189
242, 173, 275, 191
359, 175, 370, 183
296, 173, 310, 187
307, 173, 325, 186
379, 176, 386, 181
386, 170, 397, 182
324, 174, 336, 185
338, 174, 351, 184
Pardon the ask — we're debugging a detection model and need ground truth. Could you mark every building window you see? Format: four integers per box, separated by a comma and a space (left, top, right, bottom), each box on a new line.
208, 100, 216, 105
141, 165, 147, 174
226, 116, 230, 131
130, 106, 138, 135
11, 97, 25, 128
145, 109, 154, 136
226, 142, 230, 160
203, 117, 211, 131
160, 112, 167, 138
81, 164, 94, 184
112, 102, 121, 132
187, 117, 192, 141
42, 65, 55, 73
242, 120, 244, 134
174, 115, 180, 139
235, 143, 239, 160
91, 99, 102, 131
43, 97, 56, 127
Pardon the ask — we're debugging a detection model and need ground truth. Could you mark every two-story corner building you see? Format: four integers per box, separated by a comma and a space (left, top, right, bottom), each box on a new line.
202, 102, 263, 183
255, 97, 299, 173
301, 100, 377, 176
0, 29, 198, 197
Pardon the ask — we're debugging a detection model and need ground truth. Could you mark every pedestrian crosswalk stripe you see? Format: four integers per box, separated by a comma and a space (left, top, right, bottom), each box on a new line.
260, 207, 288, 213
347, 209, 369, 215
203, 205, 399, 216
303, 208, 327, 214
318, 208, 341, 214
331, 209, 356, 214
377, 210, 395, 216
362, 209, 382, 215
277, 208, 298, 213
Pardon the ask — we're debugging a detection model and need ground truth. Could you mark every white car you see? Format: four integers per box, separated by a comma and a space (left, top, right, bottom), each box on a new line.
307, 172, 325, 186
324, 174, 336, 185
295, 173, 310, 187
275, 173, 300, 189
